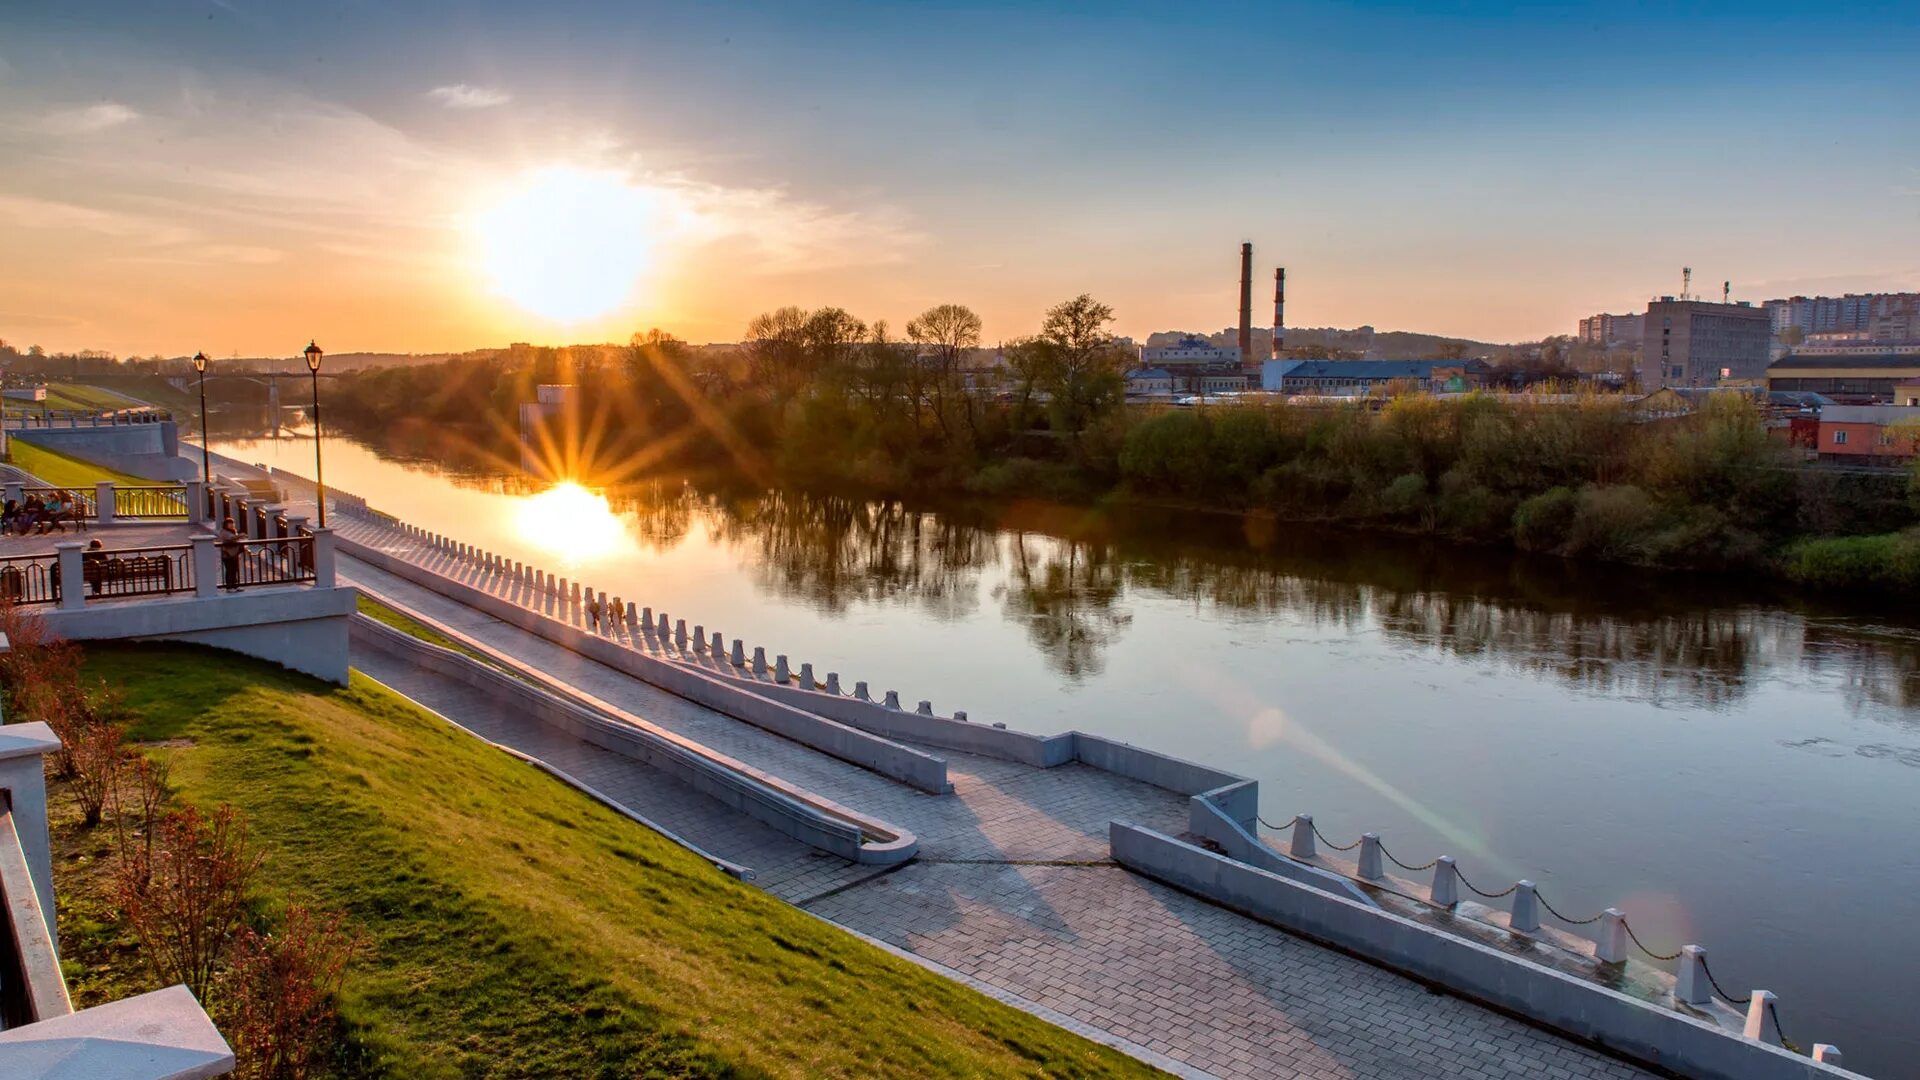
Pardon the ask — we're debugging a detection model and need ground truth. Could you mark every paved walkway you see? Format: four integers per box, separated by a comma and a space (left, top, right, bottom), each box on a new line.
330, 513, 1655, 1080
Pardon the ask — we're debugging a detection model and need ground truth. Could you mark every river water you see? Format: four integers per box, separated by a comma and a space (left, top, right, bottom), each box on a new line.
213, 431, 1920, 1076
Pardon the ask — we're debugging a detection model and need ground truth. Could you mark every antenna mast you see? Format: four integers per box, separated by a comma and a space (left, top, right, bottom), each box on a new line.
1682, 267, 1692, 301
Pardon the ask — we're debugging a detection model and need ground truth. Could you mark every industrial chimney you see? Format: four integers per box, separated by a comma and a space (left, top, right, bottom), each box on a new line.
1271, 268, 1286, 361
1238, 242, 1253, 369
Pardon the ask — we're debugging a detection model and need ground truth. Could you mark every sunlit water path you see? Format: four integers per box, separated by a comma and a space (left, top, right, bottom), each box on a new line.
215, 433, 1920, 1075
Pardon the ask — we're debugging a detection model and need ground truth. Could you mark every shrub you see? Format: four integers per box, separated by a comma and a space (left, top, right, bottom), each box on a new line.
221, 906, 361, 1080
1118, 409, 1209, 493
1512, 486, 1578, 552
1566, 484, 1660, 561
1379, 472, 1430, 525
965, 458, 1087, 501
1782, 529, 1920, 591
65, 720, 124, 827
114, 802, 264, 1001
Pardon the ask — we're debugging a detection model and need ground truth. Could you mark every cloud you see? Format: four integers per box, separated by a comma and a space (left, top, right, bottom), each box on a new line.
43, 102, 139, 134
0, 194, 194, 246
427, 84, 511, 109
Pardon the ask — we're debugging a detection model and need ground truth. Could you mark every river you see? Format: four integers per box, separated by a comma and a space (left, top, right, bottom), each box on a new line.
213, 431, 1920, 1076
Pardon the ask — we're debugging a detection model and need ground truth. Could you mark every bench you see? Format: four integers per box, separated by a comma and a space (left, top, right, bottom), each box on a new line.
83, 554, 174, 595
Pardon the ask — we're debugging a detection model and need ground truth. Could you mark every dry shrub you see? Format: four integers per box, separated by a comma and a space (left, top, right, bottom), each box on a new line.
221, 906, 361, 1080
114, 802, 264, 1000
108, 753, 172, 880
64, 719, 124, 826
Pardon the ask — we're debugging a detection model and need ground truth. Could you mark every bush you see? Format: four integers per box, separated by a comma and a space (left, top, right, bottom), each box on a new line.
221, 906, 361, 1080
114, 802, 264, 1000
1379, 472, 1430, 525
965, 457, 1088, 501
1782, 529, 1920, 590
1118, 410, 1210, 493
1512, 486, 1578, 552
1566, 484, 1660, 561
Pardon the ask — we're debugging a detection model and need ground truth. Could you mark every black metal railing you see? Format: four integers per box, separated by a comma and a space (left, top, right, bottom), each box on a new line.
0, 554, 57, 605
83, 545, 193, 599
227, 536, 315, 589
114, 485, 190, 519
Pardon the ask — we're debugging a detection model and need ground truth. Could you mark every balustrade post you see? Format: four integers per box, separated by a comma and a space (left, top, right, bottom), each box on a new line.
1742, 990, 1779, 1046
1430, 856, 1459, 907
954, 710, 969, 721
709, 631, 722, 655
854, 680, 870, 701
625, 602, 638, 629
692, 624, 705, 651
799, 663, 814, 688
186, 479, 206, 524
641, 606, 653, 633
1509, 881, 1540, 934
55, 543, 84, 610
1596, 909, 1628, 964
1676, 945, 1711, 1006
775, 655, 790, 683
916, 700, 933, 716
751, 646, 766, 674
730, 639, 745, 667
1290, 814, 1317, 860
311, 529, 336, 588
1812, 1045, 1844, 1066
826, 673, 842, 695
5, 482, 22, 505
882, 690, 900, 709
94, 481, 115, 524
191, 534, 219, 598
676, 620, 689, 649
1358, 833, 1383, 880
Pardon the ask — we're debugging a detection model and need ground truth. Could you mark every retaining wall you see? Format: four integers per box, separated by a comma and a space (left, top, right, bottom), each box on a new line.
338, 536, 953, 794
351, 615, 915, 864
14, 423, 189, 481
43, 586, 355, 685
1111, 823, 1850, 1080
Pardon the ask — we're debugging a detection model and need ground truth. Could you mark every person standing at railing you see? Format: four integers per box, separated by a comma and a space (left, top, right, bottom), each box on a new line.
219, 516, 244, 592
0, 499, 16, 535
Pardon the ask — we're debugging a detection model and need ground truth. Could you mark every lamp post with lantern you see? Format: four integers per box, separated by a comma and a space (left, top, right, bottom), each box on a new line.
192, 351, 211, 488
304, 340, 326, 527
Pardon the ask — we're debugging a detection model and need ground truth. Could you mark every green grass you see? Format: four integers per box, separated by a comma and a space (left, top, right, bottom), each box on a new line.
4, 440, 150, 487
354, 594, 533, 683
47, 382, 146, 411
53, 643, 1159, 1080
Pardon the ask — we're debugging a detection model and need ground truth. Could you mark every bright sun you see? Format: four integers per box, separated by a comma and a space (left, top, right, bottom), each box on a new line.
474, 167, 657, 322
514, 482, 628, 561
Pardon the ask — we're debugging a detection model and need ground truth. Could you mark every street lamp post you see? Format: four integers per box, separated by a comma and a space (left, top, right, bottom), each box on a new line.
192, 351, 211, 488
304, 340, 326, 527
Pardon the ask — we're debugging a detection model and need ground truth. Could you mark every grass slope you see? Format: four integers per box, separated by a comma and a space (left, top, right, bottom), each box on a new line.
60, 644, 1158, 1080
5, 440, 149, 487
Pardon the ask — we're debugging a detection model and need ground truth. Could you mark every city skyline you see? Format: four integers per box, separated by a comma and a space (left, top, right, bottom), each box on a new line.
2, 0, 1917, 357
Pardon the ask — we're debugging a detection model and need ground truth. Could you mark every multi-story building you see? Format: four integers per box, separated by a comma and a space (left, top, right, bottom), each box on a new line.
1576, 313, 1642, 346
1764, 292, 1920, 340
1140, 336, 1241, 368
1766, 353, 1920, 403
1260, 358, 1490, 395
1640, 299, 1772, 388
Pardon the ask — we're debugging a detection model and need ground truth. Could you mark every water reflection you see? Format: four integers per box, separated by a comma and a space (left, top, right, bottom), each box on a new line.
582, 483, 1920, 711
516, 482, 626, 560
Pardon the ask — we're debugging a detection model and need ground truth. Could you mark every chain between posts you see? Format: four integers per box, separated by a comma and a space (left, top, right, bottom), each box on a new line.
1769, 999, 1802, 1055
1533, 890, 1606, 926
1311, 821, 1363, 851
1621, 918, 1683, 962
1377, 840, 1438, 873
1454, 866, 1518, 900
1700, 955, 1752, 1005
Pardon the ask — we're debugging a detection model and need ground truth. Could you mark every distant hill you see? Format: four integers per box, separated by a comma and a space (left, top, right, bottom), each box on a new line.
1145, 326, 1508, 360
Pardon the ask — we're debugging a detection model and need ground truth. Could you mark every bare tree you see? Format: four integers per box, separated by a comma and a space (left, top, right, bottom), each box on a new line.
907, 303, 983, 438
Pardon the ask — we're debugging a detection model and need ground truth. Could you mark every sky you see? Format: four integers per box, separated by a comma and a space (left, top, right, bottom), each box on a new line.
1, 0, 1916, 357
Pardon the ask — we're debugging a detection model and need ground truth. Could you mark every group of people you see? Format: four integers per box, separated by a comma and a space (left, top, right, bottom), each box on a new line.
1, 491, 86, 535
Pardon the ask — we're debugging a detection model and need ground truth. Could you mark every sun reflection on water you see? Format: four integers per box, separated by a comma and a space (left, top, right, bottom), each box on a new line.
514, 482, 627, 562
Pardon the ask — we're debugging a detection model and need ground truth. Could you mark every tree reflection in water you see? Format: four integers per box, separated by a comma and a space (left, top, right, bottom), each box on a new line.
398, 451, 1920, 712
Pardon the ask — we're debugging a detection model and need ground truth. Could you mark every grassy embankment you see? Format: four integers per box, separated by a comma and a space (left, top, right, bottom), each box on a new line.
5, 439, 149, 487
2, 382, 147, 417
47, 643, 1157, 1079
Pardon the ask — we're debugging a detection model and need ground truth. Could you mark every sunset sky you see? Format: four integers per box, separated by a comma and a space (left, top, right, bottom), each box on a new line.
2, 0, 1916, 357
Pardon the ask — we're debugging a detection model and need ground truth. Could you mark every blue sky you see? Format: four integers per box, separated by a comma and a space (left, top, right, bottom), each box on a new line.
1, 0, 1915, 354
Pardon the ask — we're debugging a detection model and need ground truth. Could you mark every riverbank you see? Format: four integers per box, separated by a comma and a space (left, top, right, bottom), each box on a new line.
47, 642, 1163, 1079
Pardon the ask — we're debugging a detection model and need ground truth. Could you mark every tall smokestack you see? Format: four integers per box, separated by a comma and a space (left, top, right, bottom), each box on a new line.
1271, 267, 1286, 361
1238, 242, 1253, 368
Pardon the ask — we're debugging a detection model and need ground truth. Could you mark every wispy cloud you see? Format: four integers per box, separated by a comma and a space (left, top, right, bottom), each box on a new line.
0, 194, 193, 246
427, 84, 510, 109
43, 101, 139, 134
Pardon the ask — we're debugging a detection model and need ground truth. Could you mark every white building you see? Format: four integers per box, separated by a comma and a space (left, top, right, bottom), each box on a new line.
1141, 336, 1241, 368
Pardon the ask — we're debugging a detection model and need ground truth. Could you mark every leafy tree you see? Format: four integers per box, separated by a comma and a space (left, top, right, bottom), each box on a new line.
907, 303, 983, 438
1034, 294, 1127, 442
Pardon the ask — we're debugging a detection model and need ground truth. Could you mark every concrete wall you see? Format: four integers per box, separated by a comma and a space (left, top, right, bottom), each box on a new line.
338, 536, 953, 794
350, 615, 915, 864
12, 423, 190, 482
42, 587, 355, 685
1111, 823, 1851, 1080
1184, 787, 1375, 906
0, 723, 62, 952
747, 680, 1074, 767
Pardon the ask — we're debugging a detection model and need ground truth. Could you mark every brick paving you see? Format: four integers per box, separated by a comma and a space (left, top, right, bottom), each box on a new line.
331, 514, 1655, 1080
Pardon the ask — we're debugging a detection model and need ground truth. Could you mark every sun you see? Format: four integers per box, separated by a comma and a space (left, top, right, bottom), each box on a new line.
514, 481, 628, 562
473, 167, 658, 322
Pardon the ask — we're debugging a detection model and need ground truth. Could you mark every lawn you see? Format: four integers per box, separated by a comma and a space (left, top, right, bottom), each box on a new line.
51, 643, 1161, 1079
5, 439, 150, 487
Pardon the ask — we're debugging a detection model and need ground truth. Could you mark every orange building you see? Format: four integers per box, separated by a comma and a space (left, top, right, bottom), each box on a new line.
1816, 405, 1920, 463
